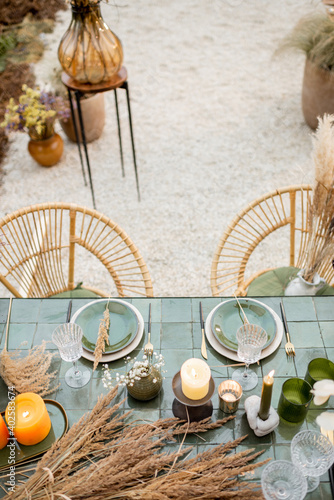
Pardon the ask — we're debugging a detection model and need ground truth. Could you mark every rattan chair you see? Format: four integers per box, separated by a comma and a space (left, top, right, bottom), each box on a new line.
211, 184, 334, 296
0, 203, 153, 298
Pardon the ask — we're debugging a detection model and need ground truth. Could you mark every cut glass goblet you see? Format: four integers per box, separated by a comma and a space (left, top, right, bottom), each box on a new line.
232, 323, 267, 391
52, 322, 91, 388
261, 460, 308, 500
291, 430, 334, 492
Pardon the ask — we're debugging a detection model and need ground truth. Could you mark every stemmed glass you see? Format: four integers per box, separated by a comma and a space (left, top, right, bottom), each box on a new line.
261, 460, 308, 500
52, 322, 91, 388
291, 430, 334, 493
232, 323, 267, 391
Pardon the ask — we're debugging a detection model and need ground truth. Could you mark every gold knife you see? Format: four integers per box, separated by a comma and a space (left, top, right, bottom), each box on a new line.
199, 302, 208, 360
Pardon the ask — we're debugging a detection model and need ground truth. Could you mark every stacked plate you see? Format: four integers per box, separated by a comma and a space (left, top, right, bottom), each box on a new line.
71, 299, 144, 363
205, 298, 283, 362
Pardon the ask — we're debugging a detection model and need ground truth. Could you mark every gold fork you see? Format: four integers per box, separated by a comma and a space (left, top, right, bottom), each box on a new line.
144, 303, 153, 359
280, 302, 295, 357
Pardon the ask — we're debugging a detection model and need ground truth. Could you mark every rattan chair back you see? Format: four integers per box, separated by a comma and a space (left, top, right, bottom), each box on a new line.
211, 184, 334, 296
0, 203, 153, 298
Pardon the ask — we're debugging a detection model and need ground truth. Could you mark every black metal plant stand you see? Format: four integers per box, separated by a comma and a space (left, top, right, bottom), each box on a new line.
62, 67, 140, 209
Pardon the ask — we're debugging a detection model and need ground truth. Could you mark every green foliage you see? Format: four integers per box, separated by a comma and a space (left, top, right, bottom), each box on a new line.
279, 13, 334, 71
0, 32, 17, 72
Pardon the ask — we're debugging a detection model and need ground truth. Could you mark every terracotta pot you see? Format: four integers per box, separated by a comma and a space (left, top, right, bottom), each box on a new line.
28, 133, 63, 167
60, 93, 105, 143
302, 59, 334, 130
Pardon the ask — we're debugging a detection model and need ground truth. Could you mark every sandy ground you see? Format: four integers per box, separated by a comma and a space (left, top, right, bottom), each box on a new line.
0, 0, 322, 297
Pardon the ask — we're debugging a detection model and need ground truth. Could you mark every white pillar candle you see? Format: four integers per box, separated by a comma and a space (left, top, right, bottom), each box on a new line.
180, 358, 211, 400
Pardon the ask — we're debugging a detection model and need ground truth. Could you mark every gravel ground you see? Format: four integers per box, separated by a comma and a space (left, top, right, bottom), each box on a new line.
0, 0, 320, 297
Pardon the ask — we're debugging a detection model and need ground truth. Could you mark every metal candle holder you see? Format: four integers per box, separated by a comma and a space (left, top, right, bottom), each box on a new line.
172, 371, 215, 422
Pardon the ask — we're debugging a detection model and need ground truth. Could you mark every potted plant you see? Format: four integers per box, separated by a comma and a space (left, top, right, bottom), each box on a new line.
1, 84, 69, 167
50, 67, 106, 144
279, 1, 334, 129
102, 352, 165, 401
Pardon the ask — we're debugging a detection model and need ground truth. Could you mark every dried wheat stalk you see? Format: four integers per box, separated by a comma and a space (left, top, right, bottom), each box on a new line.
3, 387, 268, 499
0, 298, 60, 396
93, 303, 110, 370
0, 342, 60, 397
303, 114, 334, 282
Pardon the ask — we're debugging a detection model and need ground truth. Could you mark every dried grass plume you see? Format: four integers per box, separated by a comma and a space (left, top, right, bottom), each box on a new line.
5, 387, 268, 499
303, 114, 334, 282
0, 298, 60, 397
93, 302, 110, 370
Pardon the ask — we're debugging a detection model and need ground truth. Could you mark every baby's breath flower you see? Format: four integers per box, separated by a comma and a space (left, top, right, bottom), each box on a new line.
102, 352, 166, 389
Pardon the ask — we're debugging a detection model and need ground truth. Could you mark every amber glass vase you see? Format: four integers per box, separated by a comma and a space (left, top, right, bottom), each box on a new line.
58, 1, 123, 84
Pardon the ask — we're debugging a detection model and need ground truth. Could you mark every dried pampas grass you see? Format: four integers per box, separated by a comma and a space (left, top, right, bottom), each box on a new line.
93, 302, 110, 370
4, 387, 268, 499
303, 114, 334, 282
0, 298, 60, 396
0, 342, 60, 397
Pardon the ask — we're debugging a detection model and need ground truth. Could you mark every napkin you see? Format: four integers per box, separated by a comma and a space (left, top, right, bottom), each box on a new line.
244, 395, 279, 437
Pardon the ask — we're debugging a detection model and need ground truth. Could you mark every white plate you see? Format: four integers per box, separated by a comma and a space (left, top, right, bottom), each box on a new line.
205, 298, 283, 362
71, 299, 144, 363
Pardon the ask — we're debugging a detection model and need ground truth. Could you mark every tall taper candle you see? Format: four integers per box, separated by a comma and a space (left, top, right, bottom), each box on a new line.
258, 370, 275, 421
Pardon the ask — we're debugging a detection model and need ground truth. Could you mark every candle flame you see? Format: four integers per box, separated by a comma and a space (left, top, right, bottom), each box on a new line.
191, 368, 198, 378
268, 370, 275, 379
22, 411, 30, 418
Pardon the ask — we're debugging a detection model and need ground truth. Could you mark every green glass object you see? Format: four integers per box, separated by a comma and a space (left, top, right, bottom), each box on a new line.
278, 378, 313, 423
304, 358, 334, 387
127, 367, 162, 401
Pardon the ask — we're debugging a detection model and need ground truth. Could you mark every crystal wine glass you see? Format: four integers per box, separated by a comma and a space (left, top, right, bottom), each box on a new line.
232, 323, 267, 391
291, 430, 334, 492
52, 322, 91, 388
261, 460, 308, 500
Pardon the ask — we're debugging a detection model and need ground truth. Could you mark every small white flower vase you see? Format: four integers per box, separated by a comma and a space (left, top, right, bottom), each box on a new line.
284, 269, 326, 296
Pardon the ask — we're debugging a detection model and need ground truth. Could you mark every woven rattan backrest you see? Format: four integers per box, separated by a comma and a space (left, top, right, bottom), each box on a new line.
211, 185, 334, 296
0, 203, 153, 298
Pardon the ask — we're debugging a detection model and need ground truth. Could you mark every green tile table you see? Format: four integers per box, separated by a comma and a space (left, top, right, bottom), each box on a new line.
0, 296, 333, 499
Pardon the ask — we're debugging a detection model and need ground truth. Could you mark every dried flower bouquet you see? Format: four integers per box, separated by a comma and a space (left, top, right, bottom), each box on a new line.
0, 298, 60, 396
1, 84, 69, 140
5, 387, 268, 499
303, 114, 334, 282
0, 342, 60, 397
102, 351, 165, 388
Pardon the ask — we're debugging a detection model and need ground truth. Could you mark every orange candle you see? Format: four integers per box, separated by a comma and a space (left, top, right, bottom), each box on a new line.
0, 415, 9, 449
5, 393, 51, 446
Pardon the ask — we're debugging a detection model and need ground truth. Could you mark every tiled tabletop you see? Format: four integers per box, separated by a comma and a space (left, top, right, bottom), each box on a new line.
0, 296, 333, 499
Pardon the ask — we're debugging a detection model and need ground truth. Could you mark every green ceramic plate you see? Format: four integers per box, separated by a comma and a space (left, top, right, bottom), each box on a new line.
210, 299, 276, 352
0, 400, 68, 470
75, 300, 139, 353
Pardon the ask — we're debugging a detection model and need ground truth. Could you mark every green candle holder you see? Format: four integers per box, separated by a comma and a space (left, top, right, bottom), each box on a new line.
304, 358, 334, 388
277, 378, 313, 424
